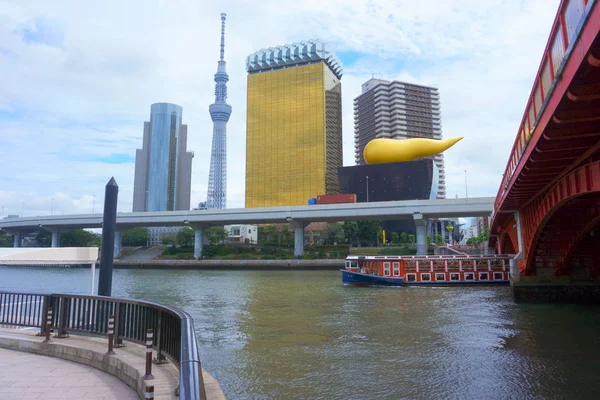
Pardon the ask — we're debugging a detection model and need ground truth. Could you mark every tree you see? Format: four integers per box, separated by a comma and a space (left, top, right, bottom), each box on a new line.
281, 225, 294, 247
434, 234, 445, 245
205, 227, 228, 245
35, 230, 52, 247
325, 223, 345, 245
0, 235, 12, 247
176, 227, 195, 247
60, 229, 99, 247
407, 234, 416, 244
259, 225, 279, 246
390, 232, 399, 244
427, 235, 432, 245
122, 227, 148, 247
357, 221, 381, 246
161, 236, 176, 246
400, 232, 408, 243
342, 221, 359, 245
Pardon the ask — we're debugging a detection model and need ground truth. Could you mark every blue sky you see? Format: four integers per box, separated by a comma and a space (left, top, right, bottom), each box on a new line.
0, 0, 560, 217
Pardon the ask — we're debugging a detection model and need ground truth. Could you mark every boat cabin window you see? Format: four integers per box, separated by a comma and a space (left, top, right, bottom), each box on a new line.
392, 262, 400, 276
348, 261, 358, 269
383, 262, 391, 276
435, 273, 445, 281
464, 272, 474, 281
479, 272, 489, 280
450, 273, 460, 281
493, 272, 504, 280
421, 273, 431, 282
406, 273, 416, 282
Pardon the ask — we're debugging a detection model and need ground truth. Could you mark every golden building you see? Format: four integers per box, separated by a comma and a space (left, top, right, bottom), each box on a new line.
245, 40, 343, 207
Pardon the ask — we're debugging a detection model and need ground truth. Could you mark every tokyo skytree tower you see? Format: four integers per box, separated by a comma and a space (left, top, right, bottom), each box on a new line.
206, 13, 231, 209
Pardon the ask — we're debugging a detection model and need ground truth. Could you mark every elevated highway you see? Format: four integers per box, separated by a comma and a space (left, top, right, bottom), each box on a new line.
1, 197, 494, 257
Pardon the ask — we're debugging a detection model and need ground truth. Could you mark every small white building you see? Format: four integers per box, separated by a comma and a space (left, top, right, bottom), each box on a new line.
225, 225, 258, 244
461, 224, 481, 244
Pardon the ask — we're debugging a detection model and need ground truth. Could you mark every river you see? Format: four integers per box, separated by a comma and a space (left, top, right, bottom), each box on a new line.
1, 266, 599, 399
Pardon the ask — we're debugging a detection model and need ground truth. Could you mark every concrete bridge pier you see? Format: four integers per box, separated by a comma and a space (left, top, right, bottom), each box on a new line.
292, 221, 307, 257
413, 213, 428, 256
13, 233, 21, 248
51, 230, 61, 248
113, 231, 121, 257
193, 226, 204, 259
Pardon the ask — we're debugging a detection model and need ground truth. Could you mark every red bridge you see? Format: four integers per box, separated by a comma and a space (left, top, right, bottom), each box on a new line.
490, 0, 600, 302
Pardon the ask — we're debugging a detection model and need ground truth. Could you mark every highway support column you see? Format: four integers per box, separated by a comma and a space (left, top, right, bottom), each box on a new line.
414, 213, 427, 256
51, 230, 61, 248
291, 220, 307, 257
193, 226, 204, 259
13, 232, 21, 248
114, 230, 122, 258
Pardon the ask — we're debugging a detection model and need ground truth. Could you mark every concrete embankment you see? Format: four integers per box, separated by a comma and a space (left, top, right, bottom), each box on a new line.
113, 259, 344, 270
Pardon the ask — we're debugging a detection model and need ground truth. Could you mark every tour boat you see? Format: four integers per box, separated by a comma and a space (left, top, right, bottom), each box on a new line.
341, 255, 512, 286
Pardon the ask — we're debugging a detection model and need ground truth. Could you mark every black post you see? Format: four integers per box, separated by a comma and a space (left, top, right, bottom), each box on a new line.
98, 177, 118, 297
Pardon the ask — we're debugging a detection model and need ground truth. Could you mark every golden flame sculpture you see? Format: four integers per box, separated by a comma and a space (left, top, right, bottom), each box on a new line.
363, 137, 463, 164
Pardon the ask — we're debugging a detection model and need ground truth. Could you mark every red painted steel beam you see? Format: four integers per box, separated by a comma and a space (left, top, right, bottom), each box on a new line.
520, 161, 600, 275
495, 0, 600, 214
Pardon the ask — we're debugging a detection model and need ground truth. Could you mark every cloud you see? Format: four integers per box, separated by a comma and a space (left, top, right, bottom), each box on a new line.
0, 0, 561, 218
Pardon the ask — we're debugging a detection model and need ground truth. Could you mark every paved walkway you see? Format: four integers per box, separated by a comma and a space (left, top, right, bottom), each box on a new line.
0, 347, 138, 400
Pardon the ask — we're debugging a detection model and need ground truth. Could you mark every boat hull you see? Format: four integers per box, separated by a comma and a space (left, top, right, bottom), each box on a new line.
341, 270, 509, 287
342, 270, 404, 286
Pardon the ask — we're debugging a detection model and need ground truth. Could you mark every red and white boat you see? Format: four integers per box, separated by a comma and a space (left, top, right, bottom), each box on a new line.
342, 255, 512, 286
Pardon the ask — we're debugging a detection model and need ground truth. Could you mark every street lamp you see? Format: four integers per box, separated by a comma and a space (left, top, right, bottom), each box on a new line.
365, 176, 370, 202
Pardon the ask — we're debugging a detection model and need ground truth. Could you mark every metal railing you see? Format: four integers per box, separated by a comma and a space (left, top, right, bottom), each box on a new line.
0, 291, 206, 399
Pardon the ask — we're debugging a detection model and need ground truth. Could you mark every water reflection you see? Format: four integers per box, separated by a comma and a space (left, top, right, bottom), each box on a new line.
1, 266, 600, 399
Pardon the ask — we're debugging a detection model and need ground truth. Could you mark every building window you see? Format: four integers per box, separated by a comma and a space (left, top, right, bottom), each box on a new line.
435, 273, 445, 281
393, 262, 400, 276
421, 273, 431, 282
450, 273, 460, 281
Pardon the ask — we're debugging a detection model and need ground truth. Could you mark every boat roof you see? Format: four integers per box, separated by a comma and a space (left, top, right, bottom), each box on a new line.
345, 254, 513, 260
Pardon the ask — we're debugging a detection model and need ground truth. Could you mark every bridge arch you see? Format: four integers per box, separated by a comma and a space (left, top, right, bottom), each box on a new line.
497, 214, 518, 255
521, 161, 600, 275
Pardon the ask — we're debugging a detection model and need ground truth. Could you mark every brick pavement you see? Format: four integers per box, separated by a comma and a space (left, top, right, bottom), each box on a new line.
0, 347, 138, 400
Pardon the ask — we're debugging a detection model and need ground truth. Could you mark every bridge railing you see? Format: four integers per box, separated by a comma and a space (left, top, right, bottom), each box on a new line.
0, 291, 206, 400
495, 0, 595, 212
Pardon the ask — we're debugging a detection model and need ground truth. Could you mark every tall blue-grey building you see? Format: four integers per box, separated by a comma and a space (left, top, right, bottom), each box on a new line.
205, 13, 231, 209
132, 103, 193, 212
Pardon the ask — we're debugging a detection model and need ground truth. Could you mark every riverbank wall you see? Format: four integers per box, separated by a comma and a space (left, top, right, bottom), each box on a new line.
113, 259, 344, 270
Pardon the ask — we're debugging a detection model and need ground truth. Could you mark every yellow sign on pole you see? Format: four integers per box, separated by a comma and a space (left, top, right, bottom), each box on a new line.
446, 224, 454, 232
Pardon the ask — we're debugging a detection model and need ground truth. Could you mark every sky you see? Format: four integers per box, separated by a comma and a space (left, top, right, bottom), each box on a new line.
0, 0, 560, 218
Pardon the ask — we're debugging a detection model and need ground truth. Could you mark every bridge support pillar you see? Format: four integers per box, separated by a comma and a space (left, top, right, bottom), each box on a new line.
13, 233, 21, 248
51, 230, 60, 248
113, 231, 121, 258
291, 221, 307, 257
413, 213, 428, 256
194, 227, 204, 259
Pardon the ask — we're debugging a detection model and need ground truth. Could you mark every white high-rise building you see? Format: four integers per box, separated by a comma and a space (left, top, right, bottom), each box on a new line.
354, 78, 446, 198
